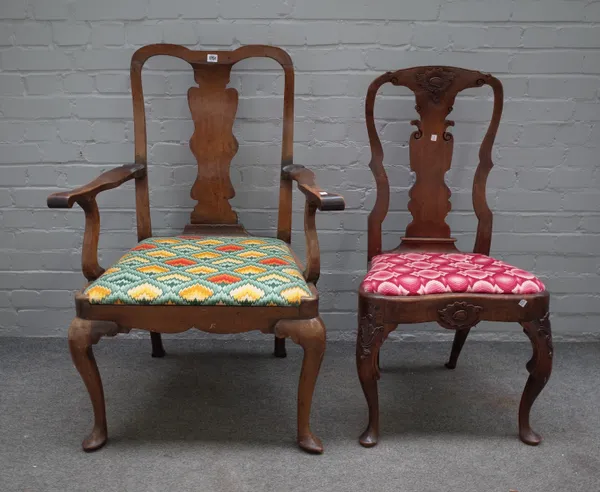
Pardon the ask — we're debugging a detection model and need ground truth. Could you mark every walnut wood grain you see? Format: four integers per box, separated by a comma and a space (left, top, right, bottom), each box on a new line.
473, 76, 503, 256
356, 299, 395, 448
519, 313, 553, 445
363, 290, 549, 325
129, 43, 296, 242
68, 317, 108, 452
47, 163, 144, 209
275, 316, 327, 453
283, 164, 345, 284
68, 318, 132, 451
50, 44, 342, 455
283, 164, 345, 211
358, 66, 551, 449
47, 164, 144, 281
189, 64, 239, 224
365, 66, 502, 259
303, 202, 320, 284
79, 197, 104, 281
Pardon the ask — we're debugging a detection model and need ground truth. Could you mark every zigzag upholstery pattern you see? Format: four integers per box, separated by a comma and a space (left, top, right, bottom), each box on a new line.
84, 236, 312, 306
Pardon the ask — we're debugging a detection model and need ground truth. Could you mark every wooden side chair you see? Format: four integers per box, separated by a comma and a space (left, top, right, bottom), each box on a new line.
47, 44, 344, 454
356, 67, 552, 447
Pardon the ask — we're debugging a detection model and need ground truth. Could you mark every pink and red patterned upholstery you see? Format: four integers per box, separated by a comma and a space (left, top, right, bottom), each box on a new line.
361, 252, 545, 297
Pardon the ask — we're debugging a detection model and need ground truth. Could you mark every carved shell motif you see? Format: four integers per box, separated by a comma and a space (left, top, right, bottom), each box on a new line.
438, 301, 483, 330
415, 67, 456, 103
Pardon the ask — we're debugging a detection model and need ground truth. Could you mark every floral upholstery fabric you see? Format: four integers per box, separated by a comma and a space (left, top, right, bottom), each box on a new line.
84, 236, 312, 306
361, 252, 545, 297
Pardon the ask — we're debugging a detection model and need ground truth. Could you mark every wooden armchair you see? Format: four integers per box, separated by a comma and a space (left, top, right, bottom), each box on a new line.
356, 67, 552, 447
47, 44, 344, 454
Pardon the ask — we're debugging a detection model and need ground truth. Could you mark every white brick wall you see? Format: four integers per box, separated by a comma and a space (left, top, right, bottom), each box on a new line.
1, 0, 599, 338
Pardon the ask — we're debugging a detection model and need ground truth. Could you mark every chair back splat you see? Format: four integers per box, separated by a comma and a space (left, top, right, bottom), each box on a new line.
365, 66, 503, 260
130, 44, 296, 241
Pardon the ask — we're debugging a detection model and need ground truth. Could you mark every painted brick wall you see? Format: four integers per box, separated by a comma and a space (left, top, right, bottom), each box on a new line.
1, 1, 599, 338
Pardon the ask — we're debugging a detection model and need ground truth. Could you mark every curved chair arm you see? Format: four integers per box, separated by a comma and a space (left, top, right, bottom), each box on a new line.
283, 164, 345, 284
47, 163, 145, 209
283, 164, 345, 211
47, 164, 145, 281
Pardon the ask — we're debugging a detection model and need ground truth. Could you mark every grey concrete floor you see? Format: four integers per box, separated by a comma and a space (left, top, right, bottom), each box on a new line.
1, 337, 599, 491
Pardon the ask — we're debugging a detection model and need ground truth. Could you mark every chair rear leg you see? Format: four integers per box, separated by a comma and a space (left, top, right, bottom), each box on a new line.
445, 327, 472, 369
150, 332, 166, 358
273, 335, 287, 358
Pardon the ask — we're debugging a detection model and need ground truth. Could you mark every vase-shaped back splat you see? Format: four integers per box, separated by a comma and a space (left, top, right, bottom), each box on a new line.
188, 63, 239, 225
365, 66, 503, 259
130, 45, 296, 240
405, 67, 458, 240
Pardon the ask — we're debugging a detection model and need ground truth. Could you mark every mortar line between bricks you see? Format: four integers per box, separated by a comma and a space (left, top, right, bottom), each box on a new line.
2, 4, 600, 336
4, 207, 600, 216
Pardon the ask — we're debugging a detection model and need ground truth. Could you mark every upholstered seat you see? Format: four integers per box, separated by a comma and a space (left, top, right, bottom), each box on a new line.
84, 236, 312, 306
361, 252, 545, 297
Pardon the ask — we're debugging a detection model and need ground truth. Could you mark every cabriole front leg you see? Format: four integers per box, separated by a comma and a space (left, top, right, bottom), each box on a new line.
519, 313, 553, 445
68, 317, 107, 452
356, 302, 388, 447
275, 317, 326, 454
68, 318, 130, 451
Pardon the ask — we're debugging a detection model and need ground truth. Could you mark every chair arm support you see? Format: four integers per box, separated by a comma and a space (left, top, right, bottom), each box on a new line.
302, 202, 320, 284
283, 164, 345, 211
46, 164, 144, 282
283, 164, 345, 284
78, 197, 105, 281
47, 163, 145, 209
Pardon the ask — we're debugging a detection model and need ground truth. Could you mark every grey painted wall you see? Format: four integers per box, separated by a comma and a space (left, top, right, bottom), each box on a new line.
1, 1, 599, 339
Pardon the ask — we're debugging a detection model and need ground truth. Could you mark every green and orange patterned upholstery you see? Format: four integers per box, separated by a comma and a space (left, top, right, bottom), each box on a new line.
83, 236, 312, 306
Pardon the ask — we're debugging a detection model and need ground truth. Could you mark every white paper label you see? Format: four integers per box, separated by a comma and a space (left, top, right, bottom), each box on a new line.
319, 191, 328, 196
431, 134, 438, 141
518, 299, 527, 307
207, 54, 218, 63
